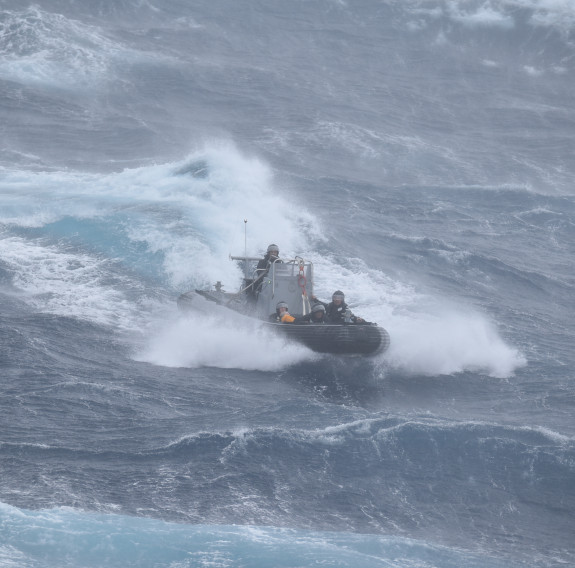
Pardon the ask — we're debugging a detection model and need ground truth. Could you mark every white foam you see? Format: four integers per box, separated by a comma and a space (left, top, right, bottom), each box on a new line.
405, 0, 575, 35
0, 6, 170, 89
524, 65, 544, 77
0, 234, 145, 330
527, 0, 575, 32
136, 306, 319, 371
1, 146, 526, 376
301, 254, 526, 378
385, 308, 527, 378
0, 143, 324, 291
447, 3, 515, 29
0, 7, 111, 88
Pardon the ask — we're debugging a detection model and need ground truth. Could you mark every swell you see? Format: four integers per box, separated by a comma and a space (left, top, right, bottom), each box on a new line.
1, 418, 572, 559
0, 501, 511, 568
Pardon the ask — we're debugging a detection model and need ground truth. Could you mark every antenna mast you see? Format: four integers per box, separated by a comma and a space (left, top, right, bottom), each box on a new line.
244, 219, 248, 280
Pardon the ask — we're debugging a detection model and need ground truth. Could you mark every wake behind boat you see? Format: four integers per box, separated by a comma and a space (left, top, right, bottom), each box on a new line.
178, 253, 390, 356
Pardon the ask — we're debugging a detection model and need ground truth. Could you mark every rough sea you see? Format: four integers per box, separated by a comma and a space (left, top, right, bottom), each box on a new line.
1, 1, 574, 566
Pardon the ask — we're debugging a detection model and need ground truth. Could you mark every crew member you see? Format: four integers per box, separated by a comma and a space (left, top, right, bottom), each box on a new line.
270, 301, 295, 323
252, 244, 282, 296
313, 290, 365, 324
293, 303, 326, 324
256, 244, 281, 274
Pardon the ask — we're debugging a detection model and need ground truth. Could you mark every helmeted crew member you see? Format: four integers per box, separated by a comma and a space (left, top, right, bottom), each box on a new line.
313, 290, 365, 324
293, 302, 326, 324
252, 244, 282, 296
256, 244, 281, 274
270, 301, 295, 323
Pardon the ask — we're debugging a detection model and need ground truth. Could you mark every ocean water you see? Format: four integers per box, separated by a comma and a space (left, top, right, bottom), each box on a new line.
1, 1, 574, 566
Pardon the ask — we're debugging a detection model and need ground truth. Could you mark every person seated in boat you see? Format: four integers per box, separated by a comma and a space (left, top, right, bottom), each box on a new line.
312, 290, 365, 324
251, 244, 282, 296
293, 302, 327, 324
269, 301, 295, 323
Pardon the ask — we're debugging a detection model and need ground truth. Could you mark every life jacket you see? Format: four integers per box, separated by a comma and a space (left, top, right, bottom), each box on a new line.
326, 301, 348, 323
280, 313, 295, 323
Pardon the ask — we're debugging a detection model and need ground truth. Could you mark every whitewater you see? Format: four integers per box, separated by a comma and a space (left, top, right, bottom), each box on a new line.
1, 1, 574, 566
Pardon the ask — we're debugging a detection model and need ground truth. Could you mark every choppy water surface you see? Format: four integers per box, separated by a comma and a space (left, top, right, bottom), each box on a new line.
1, 1, 574, 566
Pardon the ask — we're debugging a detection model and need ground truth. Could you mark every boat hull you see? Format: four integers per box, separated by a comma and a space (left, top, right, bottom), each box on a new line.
267, 321, 390, 356
178, 283, 391, 357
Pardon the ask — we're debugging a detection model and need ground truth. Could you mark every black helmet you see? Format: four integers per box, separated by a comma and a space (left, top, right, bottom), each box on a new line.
276, 301, 288, 311
332, 290, 345, 301
311, 303, 326, 314
267, 244, 279, 254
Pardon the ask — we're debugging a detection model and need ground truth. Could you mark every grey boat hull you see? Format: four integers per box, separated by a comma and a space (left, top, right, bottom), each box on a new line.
266, 321, 390, 356
178, 290, 390, 356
